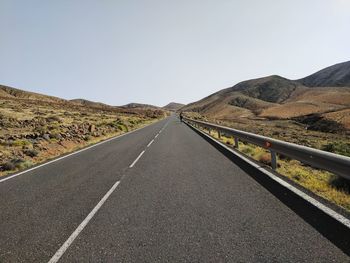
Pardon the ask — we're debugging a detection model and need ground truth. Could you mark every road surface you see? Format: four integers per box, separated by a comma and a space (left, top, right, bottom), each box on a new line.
0, 115, 349, 262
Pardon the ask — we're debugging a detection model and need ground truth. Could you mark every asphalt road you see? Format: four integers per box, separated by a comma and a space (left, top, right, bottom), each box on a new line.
0, 115, 349, 262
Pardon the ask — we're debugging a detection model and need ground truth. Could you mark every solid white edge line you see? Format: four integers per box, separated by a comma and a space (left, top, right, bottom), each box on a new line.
187, 122, 350, 229
0, 118, 166, 184
155, 134, 159, 138
48, 180, 121, 263
129, 150, 145, 168
147, 139, 154, 147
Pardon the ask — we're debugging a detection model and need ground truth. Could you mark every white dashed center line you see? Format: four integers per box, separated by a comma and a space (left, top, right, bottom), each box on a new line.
48, 180, 121, 263
147, 139, 154, 147
129, 150, 145, 168
48, 119, 171, 262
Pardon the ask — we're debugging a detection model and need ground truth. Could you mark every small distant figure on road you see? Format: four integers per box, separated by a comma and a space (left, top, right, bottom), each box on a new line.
179, 112, 183, 122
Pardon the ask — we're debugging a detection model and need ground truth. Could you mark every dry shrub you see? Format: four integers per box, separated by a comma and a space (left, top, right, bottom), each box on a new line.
258, 153, 272, 166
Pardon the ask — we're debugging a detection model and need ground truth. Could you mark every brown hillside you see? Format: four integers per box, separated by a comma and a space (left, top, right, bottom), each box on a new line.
323, 109, 350, 129
70, 99, 113, 109
228, 75, 304, 103
122, 103, 160, 110
260, 87, 350, 119
0, 84, 65, 103
183, 66, 350, 133
163, 102, 184, 111
297, 60, 350, 87
182, 75, 303, 119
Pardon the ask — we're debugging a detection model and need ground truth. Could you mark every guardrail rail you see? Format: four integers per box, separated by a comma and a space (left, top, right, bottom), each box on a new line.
183, 117, 350, 180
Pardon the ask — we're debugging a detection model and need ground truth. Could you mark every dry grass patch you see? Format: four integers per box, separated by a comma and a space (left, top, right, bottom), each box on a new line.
0, 98, 167, 177
198, 126, 350, 212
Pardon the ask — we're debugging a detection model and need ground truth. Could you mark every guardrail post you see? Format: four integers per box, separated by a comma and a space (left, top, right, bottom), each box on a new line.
270, 150, 277, 170
185, 117, 350, 179
234, 137, 239, 149
218, 130, 221, 139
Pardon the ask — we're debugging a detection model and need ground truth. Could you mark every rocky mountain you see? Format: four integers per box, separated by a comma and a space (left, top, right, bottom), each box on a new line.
297, 60, 350, 87
0, 84, 65, 103
182, 61, 350, 131
182, 76, 306, 117
122, 103, 160, 110
70, 99, 112, 109
0, 84, 167, 116
162, 102, 184, 111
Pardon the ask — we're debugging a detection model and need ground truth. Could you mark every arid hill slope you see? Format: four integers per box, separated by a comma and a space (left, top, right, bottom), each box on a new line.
70, 99, 112, 109
0, 85, 168, 115
122, 103, 160, 110
163, 102, 184, 111
297, 60, 350, 87
182, 76, 306, 119
0, 84, 65, 103
0, 84, 167, 177
182, 62, 350, 131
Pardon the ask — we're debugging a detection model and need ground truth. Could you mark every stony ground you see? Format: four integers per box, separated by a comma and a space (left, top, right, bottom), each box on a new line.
0, 98, 167, 176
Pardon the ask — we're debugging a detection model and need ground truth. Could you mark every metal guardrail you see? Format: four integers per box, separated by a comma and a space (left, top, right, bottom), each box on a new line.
183, 117, 350, 180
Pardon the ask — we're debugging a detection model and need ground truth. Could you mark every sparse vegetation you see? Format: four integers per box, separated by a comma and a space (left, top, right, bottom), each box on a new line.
198, 126, 350, 212
181, 61, 350, 212
23, 149, 39, 157
321, 141, 350, 157
0, 87, 168, 176
162, 102, 185, 111
3, 158, 33, 171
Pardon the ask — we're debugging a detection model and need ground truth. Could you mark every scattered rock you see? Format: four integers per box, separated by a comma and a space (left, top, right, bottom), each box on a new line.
24, 149, 39, 157
2, 161, 15, 171
50, 133, 62, 140
43, 134, 50, 140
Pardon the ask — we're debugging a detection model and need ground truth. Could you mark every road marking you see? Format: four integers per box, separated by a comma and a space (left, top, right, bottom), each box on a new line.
48, 180, 121, 263
129, 150, 145, 168
160, 122, 169, 132
158, 119, 170, 134
188, 122, 350, 229
0, 119, 167, 184
147, 139, 154, 147
155, 134, 159, 138
47, 118, 170, 261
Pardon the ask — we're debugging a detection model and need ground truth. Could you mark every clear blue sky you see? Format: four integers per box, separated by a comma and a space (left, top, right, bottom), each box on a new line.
0, 0, 349, 106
